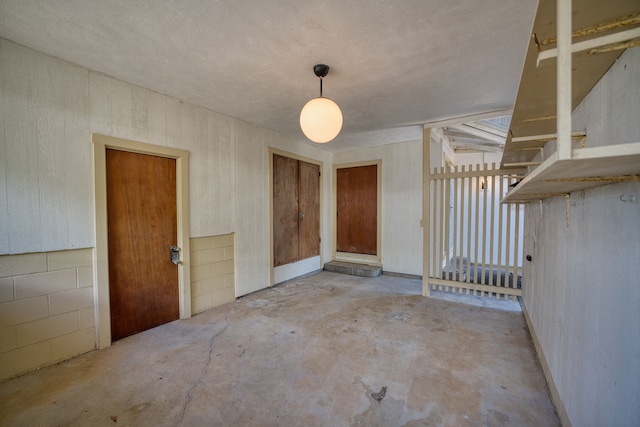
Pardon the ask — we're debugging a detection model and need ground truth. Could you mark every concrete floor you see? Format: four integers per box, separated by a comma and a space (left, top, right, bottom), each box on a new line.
0, 271, 559, 426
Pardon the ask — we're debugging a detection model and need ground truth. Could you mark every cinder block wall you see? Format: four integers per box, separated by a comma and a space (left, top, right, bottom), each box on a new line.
0, 235, 236, 381
190, 234, 235, 314
0, 249, 95, 380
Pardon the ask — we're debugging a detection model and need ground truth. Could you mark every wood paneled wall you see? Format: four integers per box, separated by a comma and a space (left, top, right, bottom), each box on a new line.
333, 141, 423, 276
0, 38, 332, 297
1, 40, 92, 254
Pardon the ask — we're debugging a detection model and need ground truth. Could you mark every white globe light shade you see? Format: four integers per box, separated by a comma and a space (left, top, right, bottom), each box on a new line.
299, 97, 343, 143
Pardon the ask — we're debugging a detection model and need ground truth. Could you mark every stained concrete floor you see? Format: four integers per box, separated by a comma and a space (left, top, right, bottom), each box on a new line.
0, 271, 560, 426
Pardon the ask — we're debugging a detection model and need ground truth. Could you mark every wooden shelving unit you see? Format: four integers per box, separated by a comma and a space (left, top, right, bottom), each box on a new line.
502, 142, 640, 203
500, 0, 640, 203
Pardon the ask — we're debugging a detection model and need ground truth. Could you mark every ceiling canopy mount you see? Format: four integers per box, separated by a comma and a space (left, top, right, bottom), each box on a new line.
299, 63, 343, 144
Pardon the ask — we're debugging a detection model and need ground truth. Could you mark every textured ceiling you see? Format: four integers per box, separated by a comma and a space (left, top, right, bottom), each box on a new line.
0, 0, 537, 152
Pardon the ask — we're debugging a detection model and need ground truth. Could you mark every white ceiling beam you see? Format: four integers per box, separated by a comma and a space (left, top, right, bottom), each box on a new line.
442, 128, 477, 139
447, 123, 506, 144
463, 121, 508, 138
422, 108, 513, 129
449, 136, 504, 147
444, 126, 503, 142
451, 141, 504, 153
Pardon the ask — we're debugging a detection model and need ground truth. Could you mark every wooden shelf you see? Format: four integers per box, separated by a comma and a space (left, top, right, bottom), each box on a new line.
501, 0, 638, 166
501, 142, 640, 203
500, 0, 640, 203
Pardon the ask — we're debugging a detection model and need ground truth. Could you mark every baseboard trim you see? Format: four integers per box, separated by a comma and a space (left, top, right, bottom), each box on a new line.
272, 269, 323, 287
522, 302, 572, 427
382, 271, 422, 280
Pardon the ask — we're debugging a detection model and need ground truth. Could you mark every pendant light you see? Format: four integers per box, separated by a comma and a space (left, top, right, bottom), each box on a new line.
300, 64, 343, 143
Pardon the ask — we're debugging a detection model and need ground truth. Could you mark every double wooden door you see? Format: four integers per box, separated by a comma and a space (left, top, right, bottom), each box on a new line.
106, 149, 179, 341
273, 154, 320, 267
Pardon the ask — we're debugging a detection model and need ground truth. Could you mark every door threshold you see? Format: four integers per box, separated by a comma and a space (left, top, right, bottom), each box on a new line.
324, 261, 382, 277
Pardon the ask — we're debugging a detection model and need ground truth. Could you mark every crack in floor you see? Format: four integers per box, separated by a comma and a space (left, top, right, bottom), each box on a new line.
176, 313, 231, 425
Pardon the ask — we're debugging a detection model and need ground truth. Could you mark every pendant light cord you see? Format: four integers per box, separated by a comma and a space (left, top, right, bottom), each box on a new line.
320, 77, 323, 97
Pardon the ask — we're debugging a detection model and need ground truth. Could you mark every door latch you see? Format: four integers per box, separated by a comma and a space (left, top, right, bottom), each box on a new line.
170, 246, 181, 265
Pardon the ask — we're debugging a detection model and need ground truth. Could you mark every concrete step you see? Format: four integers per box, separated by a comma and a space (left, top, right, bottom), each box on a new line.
323, 261, 382, 277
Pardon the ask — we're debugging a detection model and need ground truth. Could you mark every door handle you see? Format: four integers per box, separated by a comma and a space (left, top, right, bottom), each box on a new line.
170, 246, 181, 265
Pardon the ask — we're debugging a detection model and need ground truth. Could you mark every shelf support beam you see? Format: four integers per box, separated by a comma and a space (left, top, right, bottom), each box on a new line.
511, 131, 586, 143
503, 161, 543, 168
537, 27, 640, 65
422, 127, 431, 297
557, 0, 572, 160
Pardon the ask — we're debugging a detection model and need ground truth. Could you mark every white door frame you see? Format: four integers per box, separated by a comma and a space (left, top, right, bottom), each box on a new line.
268, 147, 324, 285
332, 160, 382, 266
92, 134, 191, 349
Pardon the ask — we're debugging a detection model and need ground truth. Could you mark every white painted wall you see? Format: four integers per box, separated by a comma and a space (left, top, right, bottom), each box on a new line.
0, 38, 332, 297
572, 48, 640, 147
523, 47, 640, 427
334, 140, 423, 276
1, 41, 93, 254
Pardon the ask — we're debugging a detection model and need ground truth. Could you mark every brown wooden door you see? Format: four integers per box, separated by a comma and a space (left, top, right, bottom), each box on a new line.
336, 165, 377, 255
273, 154, 320, 267
106, 149, 179, 341
273, 154, 300, 267
298, 161, 320, 260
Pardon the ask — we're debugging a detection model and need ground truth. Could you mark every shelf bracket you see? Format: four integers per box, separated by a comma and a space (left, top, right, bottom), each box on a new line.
538, 12, 640, 46
537, 27, 640, 66
556, 0, 572, 161
511, 131, 586, 144
503, 161, 543, 168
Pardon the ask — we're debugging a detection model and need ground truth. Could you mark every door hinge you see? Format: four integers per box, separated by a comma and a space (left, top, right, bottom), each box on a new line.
319, 171, 321, 177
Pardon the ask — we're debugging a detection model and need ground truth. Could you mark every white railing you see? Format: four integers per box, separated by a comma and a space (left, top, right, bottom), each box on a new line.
424, 163, 525, 300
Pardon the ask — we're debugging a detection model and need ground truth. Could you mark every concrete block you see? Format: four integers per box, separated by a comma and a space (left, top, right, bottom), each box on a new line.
211, 275, 224, 291
0, 277, 13, 303
16, 312, 78, 347
198, 248, 225, 265
191, 293, 212, 314
15, 269, 76, 300
190, 236, 213, 251
211, 233, 234, 248
190, 264, 212, 282
49, 288, 93, 316
77, 307, 95, 330
77, 266, 94, 288
0, 296, 48, 328
190, 250, 199, 266
211, 261, 225, 277
323, 261, 382, 277
47, 249, 92, 271
224, 246, 234, 261
0, 253, 47, 278
223, 273, 235, 289
192, 277, 215, 297
213, 287, 235, 306
213, 248, 226, 263
50, 328, 95, 362
211, 259, 234, 277
0, 340, 50, 381
0, 327, 17, 353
